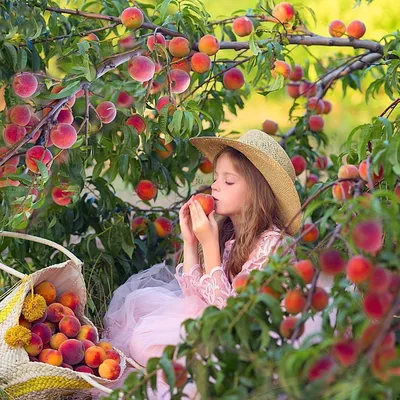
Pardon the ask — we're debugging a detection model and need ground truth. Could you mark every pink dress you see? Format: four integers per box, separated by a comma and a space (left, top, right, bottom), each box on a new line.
102, 226, 292, 398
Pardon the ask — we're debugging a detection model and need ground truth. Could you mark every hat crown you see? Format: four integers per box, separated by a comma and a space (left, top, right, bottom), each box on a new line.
238, 129, 296, 182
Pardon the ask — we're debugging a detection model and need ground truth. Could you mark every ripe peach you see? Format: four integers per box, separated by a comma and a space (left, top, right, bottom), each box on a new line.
279, 317, 304, 339
190, 52, 211, 74
154, 216, 173, 238
286, 82, 301, 98
314, 155, 328, 170
147, 33, 166, 52
233, 17, 253, 37
371, 347, 397, 382
307, 356, 336, 382
76, 325, 98, 343
131, 216, 149, 234
105, 349, 121, 363
346, 20, 366, 39
361, 323, 395, 351
394, 182, 400, 203
26, 146, 53, 173
155, 138, 173, 159
193, 193, 215, 216
307, 97, 324, 114
75, 365, 95, 374
19, 316, 32, 329
155, 96, 175, 114
262, 119, 278, 135
85, 345, 107, 368
97, 341, 113, 352
31, 309, 47, 324
0, 165, 20, 187
120, 7, 143, 30
13, 73, 38, 98
168, 37, 191, 58
3, 124, 26, 145
119, 35, 136, 50
272, 2, 295, 23
359, 160, 384, 185
0, 147, 19, 167
9, 105, 31, 126
47, 303, 65, 323
291, 155, 306, 176
346, 255, 373, 284
162, 362, 187, 388
116, 91, 133, 108
319, 249, 346, 276
43, 321, 56, 334
96, 101, 117, 124
59, 316, 81, 337
171, 57, 191, 74
51, 86, 75, 108
322, 100, 332, 114
126, 114, 146, 134
311, 287, 329, 311
362, 292, 392, 320
198, 35, 219, 56
135, 180, 157, 201
294, 260, 315, 284
352, 220, 383, 255
58, 339, 85, 365
61, 362, 73, 369
306, 174, 319, 188
24, 333, 43, 357
368, 266, 391, 293
51, 185, 74, 206
232, 272, 250, 293
34, 281, 57, 305
50, 333, 68, 350
308, 115, 324, 132
302, 223, 319, 242
332, 181, 354, 202
50, 123, 77, 149
168, 69, 191, 94
328, 20, 346, 37
223, 67, 245, 90
284, 289, 306, 314
260, 285, 281, 299
289, 65, 303, 81
199, 157, 213, 174
338, 164, 359, 179
98, 359, 121, 380
299, 81, 317, 98
331, 339, 358, 367
80, 339, 95, 351
56, 109, 74, 124
128, 56, 155, 83
272, 60, 291, 79
81, 33, 99, 42
39, 348, 63, 366
31, 323, 52, 345
58, 291, 80, 312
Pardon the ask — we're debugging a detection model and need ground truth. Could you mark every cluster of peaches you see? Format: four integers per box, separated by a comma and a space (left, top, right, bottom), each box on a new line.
19, 281, 122, 380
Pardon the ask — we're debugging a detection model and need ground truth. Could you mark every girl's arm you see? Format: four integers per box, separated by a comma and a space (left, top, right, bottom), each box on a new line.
182, 242, 200, 273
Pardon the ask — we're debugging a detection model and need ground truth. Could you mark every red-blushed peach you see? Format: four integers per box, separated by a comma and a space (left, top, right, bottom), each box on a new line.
190, 52, 211, 74
169, 37, 191, 57
38, 348, 63, 366
47, 303, 65, 323
328, 20, 346, 37
56, 109, 74, 124
272, 2, 295, 23
75, 365, 95, 374
155, 96, 175, 114
311, 287, 329, 311
322, 100, 332, 114
308, 115, 324, 132
58, 291, 80, 312
371, 347, 397, 382
332, 181, 354, 202
359, 160, 384, 185
19, 316, 32, 330
346, 20, 366, 39
135, 180, 157, 201
306, 174, 319, 188
96, 101, 117, 124
76, 325, 98, 343
314, 155, 328, 170
128, 56, 155, 83
50, 86, 76, 108
62, 306, 75, 317
31, 308, 48, 324
59, 315, 81, 337
198, 35, 219, 56
50, 123, 77, 149
352, 220, 383, 255
80, 339, 95, 351
98, 359, 121, 380
85, 345, 107, 368
192, 193, 215, 216
24, 333, 43, 357
272, 60, 291, 79
105, 349, 121, 363
31, 323, 52, 345
97, 341, 113, 352
43, 321, 56, 334
286, 82, 301, 98
223, 67, 245, 90
338, 164, 359, 179
61, 362, 73, 369
301, 223, 319, 242
394, 183, 400, 203
360, 323, 395, 351
120, 7, 143, 29
307, 356, 336, 382
50, 332, 68, 350
171, 57, 191, 74
299, 81, 317, 98
199, 157, 213, 174
362, 292, 392, 320
289, 65, 303, 81
319, 249, 346, 276
260, 285, 281, 300
168, 69, 190, 94
9, 105, 31, 126
368, 266, 391, 293
116, 91, 133, 108
126, 114, 146, 134
51, 185, 74, 206
155, 138, 174, 159
331, 339, 359, 367
119, 35, 136, 50
80, 33, 99, 42
58, 339, 85, 365
147, 33, 166, 52
291, 155, 306, 176
0, 147, 20, 167
284, 289, 306, 314
34, 281, 57, 305
13, 73, 38, 98
294, 260, 315, 284
232, 272, 250, 293
0, 164, 20, 188
3, 124, 26, 145
25, 146, 53, 173
131, 216, 149, 234
307, 97, 324, 114
262, 119, 278, 135
154, 216, 173, 238
346, 255, 373, 284
233, 17, 253, 37
279, 317, 304, 339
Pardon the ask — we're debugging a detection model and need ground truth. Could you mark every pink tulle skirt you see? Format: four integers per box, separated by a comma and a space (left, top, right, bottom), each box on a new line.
101, 262, 207, 399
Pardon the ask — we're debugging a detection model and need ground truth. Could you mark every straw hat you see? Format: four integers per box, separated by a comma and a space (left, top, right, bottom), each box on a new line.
190, 129, 302, 235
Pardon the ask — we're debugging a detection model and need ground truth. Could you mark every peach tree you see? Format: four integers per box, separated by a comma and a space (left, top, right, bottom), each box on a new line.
0, 0, 399, 398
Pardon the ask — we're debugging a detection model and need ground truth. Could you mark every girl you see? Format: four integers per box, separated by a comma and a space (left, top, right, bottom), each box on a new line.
102, 129, 302, 398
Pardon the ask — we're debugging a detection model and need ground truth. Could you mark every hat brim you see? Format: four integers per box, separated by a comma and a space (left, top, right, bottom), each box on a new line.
190, 136, 302, 235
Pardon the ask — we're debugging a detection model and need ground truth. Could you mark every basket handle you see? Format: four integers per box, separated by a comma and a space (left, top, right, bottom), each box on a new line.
79, 374, 113, 395
0, 231, 83, 278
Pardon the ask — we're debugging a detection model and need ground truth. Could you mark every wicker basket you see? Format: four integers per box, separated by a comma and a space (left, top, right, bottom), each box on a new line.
0, 231, 142, 399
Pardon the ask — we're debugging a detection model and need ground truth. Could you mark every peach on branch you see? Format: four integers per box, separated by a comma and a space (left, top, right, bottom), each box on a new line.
0, 147, 19, 167
126, 114, 146, 134
302, 223, 319, 242
76, 325, 98, 343
162, 362, 187, 388
119, 35, 136, 50
51, 86, 76, 108
232, 272, 250, 293
24, 333, 43, 357
306, 174, 319, 188
190, 52, 211, 74
361, 323, 395, 351
331, 339, 358, 367
272, 60, 291, 79
368, 266, 391, 293
299, 81, 317, 98
346, 255, 373, 284
198, 35, 220, 56
272, 2, 295, 23
232, 17, 253, 37
199, 157, 213, 174
223, 67, 245, 90
294, 260, 315, 284
120, 7, 143, 30
85, 345, 107, 368
192, 193, 215, 216
96, 101, 117, 124
328, 20, 346, 37
291, 155, 306, 176
307, 356, 336, 382
56, 109, 74, 124
314, 155, 328, 170
47, 303, 65, 323
332, 181, 354, 202
322, 100, 332, 114
131, 216, 149, 234
116, 91, 133, 108
311, 287, 329, 311
371, 347, 397, 382
362, 292, 392, 320
262, 119, 278, 135
260, 285, 281, 299
59, 316, 81, 337
338, 164, 359, 179
128, 56, 155, 83
58, 339, 85, 365
50, 123, 77, 149
394, 183, 400, 203
346, 20, 366, 39
34, 281, 57, 305
306, 97, 324, 114
171, 57, 191, 74
319, 249, 346, 276
0, 165, 19, 187
289, 65, 303, 81
308, 115, 324, 132
147, 33, 166, 51
135, 180, 157, 201
168, 69, 191, 94
359, 159, 384, 185
284, 289, 306, 314
80, 33, 99, 42
9, 105, 31, 126
38, 349, 63, 366
58, 291, 80, 312
31, 323, 52, 345
279, 317, 304, 339
155, 138, 174, 159
3, 124, 26, 145
13, 73, 38, 98
169, 37, 191, 57
286, 82, 301, 99
154, 216, 173, 238
352, 220, 383, 255
98, 359, 121, 380
51, 185, 74, 206
50, 333, 68, 350
155, 96, 175, 114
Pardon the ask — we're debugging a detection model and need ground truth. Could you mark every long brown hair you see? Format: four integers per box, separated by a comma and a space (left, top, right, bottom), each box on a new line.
211, 147, 286, 279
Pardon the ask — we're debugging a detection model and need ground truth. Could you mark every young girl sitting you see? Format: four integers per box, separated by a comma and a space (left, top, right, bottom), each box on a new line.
102, 129, 302, 398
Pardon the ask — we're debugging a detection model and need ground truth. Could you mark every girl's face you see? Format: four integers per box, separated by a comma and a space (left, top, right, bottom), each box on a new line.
211, 153, 249, 220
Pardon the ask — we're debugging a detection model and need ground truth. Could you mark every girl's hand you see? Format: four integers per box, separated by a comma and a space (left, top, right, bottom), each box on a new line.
189, 200, 218, 247
179, 197, 198, 246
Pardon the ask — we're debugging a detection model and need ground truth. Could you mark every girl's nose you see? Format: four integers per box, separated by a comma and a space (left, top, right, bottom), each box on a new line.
211, 180, 219, 191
